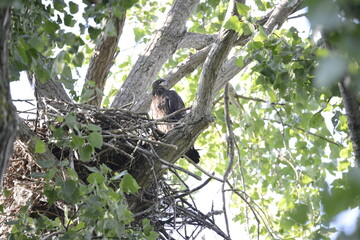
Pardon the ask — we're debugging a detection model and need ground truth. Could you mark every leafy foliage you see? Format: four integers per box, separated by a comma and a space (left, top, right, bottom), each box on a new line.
8, 164, 158, 239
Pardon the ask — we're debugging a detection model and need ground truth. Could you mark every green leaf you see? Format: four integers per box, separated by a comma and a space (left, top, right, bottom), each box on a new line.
338, 160, 351, 171
36, 159, 56, 168
134, 27, 146, 42
120, 174, 140, 194
35, 138, 46, 154
235, 57, 244, 67
64, 13, 76, 27
120, 0, 138, 10
35, 67, 50, 84
57, 116, 64, 123
87, 123, 101, 131
54, 0, 66, 12
78, 145, 93, 162
87, 172, 105, 184
253, 26, 267, 42
64, 113, 78, 130
224, 16, 241, 32
87, 132, 103, 149
239, 22, 253, 35
28, 36, 44, 52
340, 148, 350, 159
236, 3, 250, 17
301, 175, 313, 184
308, 112, 324, 128
88, 27, 102, 40
68, 1, 78, 14
44, 186, 59, 205
30, 172, 47, 178
59, 180, 80, 203
72, 52, 84, 67
44, 20, 60, 35
289, 203, 309, 224
70, 135, 85, 149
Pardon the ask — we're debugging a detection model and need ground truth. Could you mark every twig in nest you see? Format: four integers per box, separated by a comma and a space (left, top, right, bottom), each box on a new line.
102, 142, 135, 161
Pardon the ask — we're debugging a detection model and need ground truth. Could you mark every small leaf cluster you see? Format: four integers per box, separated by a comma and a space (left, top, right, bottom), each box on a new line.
49, 113, 103, 162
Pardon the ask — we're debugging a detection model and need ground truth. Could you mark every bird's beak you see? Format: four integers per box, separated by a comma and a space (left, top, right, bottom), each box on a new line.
160, 80, 169, 89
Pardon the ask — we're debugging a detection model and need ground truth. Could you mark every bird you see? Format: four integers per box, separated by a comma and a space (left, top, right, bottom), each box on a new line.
150, 79, 200, 164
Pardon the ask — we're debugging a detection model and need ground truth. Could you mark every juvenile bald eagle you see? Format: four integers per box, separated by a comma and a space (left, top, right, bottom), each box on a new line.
150, 79, 200, 164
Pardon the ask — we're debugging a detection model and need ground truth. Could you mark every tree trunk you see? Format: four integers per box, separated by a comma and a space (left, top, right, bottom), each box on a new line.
0, 7, 18, 186
338, 77, 360, 166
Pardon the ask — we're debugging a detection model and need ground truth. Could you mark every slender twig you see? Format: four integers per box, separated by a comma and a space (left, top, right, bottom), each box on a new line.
222, 83, 235, 238
236, 94, 286, 106
173, 177, 212, 199
102, 131, 178, 150
183, 155, 224, 182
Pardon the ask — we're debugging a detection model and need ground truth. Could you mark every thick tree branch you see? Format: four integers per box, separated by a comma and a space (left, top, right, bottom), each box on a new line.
263, 0, 303, 34
85, 13, 126, 107
178, 32, 217, 50
0, 7, 18, 186
192, 28, 238, 119
338, 77, 360, 166
111, 0, 200, 109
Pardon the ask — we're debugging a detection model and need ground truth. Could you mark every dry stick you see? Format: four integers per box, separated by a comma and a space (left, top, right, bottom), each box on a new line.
102, 131, 178, 150
175, 203, 230, 240
183, 155, 224, 182
102, 142, 135, 161
222, 83, 235, 238
173, 177, 212, 199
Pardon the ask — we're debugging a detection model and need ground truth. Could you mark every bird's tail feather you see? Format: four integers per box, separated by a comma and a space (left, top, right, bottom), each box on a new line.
185, 146, 200, 164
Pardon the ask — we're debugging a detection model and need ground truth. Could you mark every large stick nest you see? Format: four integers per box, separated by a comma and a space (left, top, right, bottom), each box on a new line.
0, 99, 228, 239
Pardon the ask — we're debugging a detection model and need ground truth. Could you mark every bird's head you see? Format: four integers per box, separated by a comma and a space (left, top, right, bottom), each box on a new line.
152, 79, 169, 91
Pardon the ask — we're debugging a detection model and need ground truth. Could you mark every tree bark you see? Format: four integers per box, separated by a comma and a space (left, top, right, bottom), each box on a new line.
0, 7, 18, 186
85, 13, 126, 107
338, 77, 360, 166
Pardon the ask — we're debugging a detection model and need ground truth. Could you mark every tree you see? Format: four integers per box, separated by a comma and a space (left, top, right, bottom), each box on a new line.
0, 0, 359, 239
0, 6, 18, 187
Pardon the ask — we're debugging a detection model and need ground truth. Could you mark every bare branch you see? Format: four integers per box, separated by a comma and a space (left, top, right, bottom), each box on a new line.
85, 13, 126, 107
263, 0, 303, 34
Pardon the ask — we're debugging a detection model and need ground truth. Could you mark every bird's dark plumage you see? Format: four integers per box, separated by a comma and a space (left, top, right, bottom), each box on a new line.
150, 79, 200, 163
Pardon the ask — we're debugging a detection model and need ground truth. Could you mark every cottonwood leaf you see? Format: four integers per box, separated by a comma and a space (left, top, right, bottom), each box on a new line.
120, 174, 140, 194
